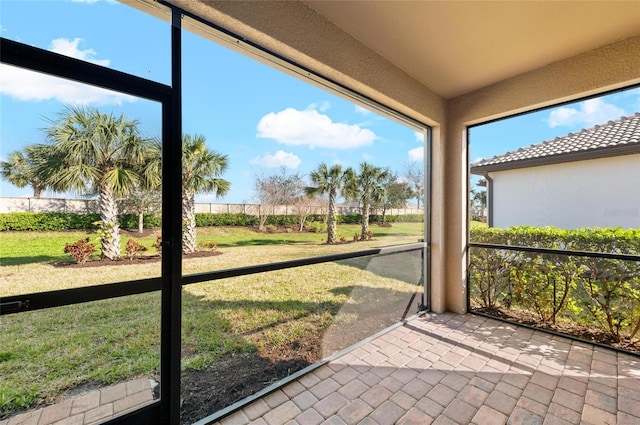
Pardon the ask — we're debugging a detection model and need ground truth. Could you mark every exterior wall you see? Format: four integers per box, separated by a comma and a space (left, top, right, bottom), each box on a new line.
167, 1, 640, 314
490, 154, 640, 229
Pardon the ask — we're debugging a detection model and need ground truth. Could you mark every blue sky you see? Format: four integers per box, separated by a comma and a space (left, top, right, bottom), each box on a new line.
1, 0, 639, 203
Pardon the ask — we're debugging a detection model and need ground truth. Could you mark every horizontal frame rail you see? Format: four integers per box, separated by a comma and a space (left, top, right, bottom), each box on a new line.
0, 37, 172, 103
469, 242, 640, 262
182, 242, 426, 285
0, 277, 162, 316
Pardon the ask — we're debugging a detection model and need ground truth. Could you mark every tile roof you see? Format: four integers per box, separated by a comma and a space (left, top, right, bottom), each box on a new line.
471, 112, 640, 172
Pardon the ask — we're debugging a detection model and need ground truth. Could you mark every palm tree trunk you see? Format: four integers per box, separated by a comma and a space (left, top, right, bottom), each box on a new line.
33, 185, 43, 199
182, 188, 197, 254
327, 190, 337, 244
99, 183, 121, 260
138, 211, 144, 234
361, 200, 370, 240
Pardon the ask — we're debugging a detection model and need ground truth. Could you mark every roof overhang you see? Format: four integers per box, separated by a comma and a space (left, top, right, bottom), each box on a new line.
302, 1, 640, 99
151, 1, 640, 101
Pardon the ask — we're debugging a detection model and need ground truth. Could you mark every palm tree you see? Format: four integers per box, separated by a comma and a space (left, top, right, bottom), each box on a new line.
0, 145, 53, 198
348, 162, 390, 240
181, 134, 230, 254
41, 106, 153, 260
306, 163, 354, 244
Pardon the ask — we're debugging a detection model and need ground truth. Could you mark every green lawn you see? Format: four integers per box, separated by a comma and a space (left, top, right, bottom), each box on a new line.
0, 223, 424, 418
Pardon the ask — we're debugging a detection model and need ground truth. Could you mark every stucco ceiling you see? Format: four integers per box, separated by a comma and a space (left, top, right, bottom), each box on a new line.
303, 1, 640, 99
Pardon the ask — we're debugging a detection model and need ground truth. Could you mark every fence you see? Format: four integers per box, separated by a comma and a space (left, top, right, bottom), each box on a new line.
0, 197, 424, 217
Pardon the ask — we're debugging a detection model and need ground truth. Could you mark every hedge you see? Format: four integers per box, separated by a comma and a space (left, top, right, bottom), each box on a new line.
0, 212, 101, 231
0, 212, 162, 231
1, 212, 425, 231
470, 225, 640, 253
469, 226, 640, 343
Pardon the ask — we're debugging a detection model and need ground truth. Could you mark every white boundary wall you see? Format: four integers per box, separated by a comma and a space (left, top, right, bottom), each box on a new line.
0, 197, 424, 217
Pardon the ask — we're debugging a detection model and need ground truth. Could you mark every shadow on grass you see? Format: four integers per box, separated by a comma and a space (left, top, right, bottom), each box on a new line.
336, 248, 424, 285
216, 238, 317, 248
0, 255, 65, 266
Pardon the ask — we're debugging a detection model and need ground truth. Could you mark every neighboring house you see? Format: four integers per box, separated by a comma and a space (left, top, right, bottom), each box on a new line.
471, 113, 640, 229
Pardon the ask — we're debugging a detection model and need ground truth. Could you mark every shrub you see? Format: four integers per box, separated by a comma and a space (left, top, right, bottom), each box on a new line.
125, 239, 147, 260
306, 221, 326, 233
195, 213, 258, 227
119, 213, 162, 229
199, 241, 218, 251
336, 214, 361, 224
0, 213, 100, 231
469, 226, 640, 341
265, 224, 278, 232
152, 236, 162, 256
63, 238, 96, 264
0, 212, 164, 231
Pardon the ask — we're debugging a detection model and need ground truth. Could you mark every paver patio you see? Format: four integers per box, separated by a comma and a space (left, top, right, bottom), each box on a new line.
2, 313, 639, 425
213, 313, 640, 425
0, 378, 155, 425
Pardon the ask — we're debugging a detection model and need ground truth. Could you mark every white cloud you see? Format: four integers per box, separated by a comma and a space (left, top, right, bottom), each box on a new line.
49, 38, 110, 66
355, 105, 371, 115
362, 153, 373, 161
547, 98, 626, 128
414, 131, 424, 142
306, 101, 331, 112
251, 150, 301, 168
257, 107, 378, 150
408, 146, 423, 162
0, 38, 135, 105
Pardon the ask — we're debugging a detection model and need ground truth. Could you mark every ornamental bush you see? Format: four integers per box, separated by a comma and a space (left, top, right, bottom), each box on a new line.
469, 226, 640, 342
63, 238, 96, 264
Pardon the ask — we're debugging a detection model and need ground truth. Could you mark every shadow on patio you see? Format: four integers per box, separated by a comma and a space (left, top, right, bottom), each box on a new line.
213, 313, 640, 425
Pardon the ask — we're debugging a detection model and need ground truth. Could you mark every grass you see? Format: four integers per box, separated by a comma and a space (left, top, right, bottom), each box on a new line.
0, 222, 424, 418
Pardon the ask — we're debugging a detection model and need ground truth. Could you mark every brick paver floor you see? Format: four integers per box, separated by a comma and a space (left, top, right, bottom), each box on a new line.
3, 313, 639, 425
0, 377, 156, 425
213, 313, 640, 425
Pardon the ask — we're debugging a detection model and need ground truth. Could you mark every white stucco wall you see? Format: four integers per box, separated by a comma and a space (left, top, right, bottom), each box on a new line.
490, 154, 640, 229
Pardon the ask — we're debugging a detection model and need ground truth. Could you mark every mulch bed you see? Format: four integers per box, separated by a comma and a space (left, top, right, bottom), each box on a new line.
180, 336, 322, 424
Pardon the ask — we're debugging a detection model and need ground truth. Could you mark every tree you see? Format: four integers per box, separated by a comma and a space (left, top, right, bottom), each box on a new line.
346, 162, 390, 240
290, 194, 316, 231
41, 106, 153, 260
118, 187, 161, 233
182, 134, 230, 254
470, 187, 487, 219
120, 139, 163, 234
0, 144, 54, 198
374, 170, 414, 224
306, 163, 354, 244
253, 166, 304, 231
404, 160, 424, 209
